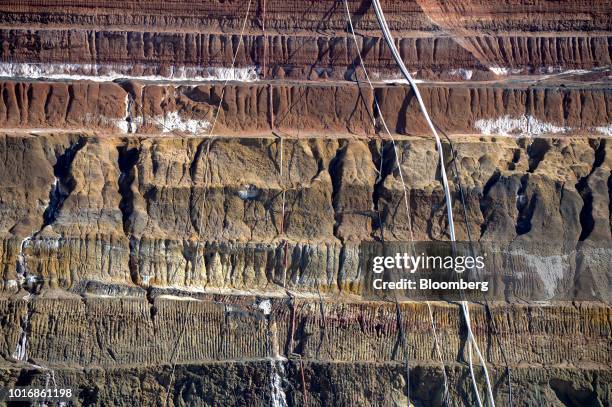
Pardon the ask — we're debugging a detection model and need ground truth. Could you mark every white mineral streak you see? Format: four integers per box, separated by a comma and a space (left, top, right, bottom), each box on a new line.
491, 66, 596, 77
488, 67, 523, 75
86, 113, 133, 134
16, 236, 32, 285
258, 297, 288, 407
449, 68, 474, 80
474, 115, 567, 137
382, 77, 424, 84
538, 67, 591, 75
86, 101, 210, 135
13, 293, 32, 362
372, 70, 422, 84
0, 62, 259, 82
13, 314, 29, 361
156, 112, 211, 134
270, 361, 288, 407
13, 234, 34, 362
257, 299, 272, 315
595, 125, 612, 136
521, 251, 568, 298
238, 184, 260, 200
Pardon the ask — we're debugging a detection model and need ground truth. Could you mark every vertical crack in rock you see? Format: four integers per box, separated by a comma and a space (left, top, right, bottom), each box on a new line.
189, 139, 211, 235
508, 148, 521, 171
117, 144, 140, 235
328, 141, 347, 241
336, 243, 348, 294
43, 85, 54, 122
576, 139, 606, 241
576, 175, 595, 242
117, 143, 142, 286
479, 169, 501, 238
526, 138, 550, 173
369, 140, 396, 237
146, 285, 157, 326
513, 138, 550, 235
516, 174, 536, 235
116, 80, 142, 134
17, 137, 86, 292
43, 138, 86, 227
181, 240, 200, 288
128, 237, 139, 287
124, 94, 134, 134
189, 139, 208, 182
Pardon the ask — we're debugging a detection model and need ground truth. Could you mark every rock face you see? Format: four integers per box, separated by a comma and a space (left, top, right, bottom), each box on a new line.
0, 81, 610, 136
0, 0, 610, 78
0, 296, 610, 405
0, 0, 610, 406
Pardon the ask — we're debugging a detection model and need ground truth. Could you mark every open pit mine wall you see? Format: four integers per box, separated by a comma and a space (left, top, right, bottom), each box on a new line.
0, 0, 609, 406
0, 80, 610, 136
0, 296, 609, 405
0, 0, 610, 79
0, 133, 610, 298
0, 131, 610, 405
0, 86, 610, 406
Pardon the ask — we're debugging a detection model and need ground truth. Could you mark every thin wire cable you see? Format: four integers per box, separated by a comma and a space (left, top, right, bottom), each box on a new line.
262, 0, 267, 77
468, 340, 484, 407
194, 0, 253, 263
343, 1, 450, 404
440, 130, 514, 405
164, 300, 192, 406
279, 136, 286, 237
163, 1, 253, 402
370, 1, 496, 405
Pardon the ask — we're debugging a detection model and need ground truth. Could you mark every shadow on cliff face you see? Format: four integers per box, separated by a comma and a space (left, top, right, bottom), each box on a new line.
549, 378, 601, 407
42, 138, 86, 227
117, 145, 140, 235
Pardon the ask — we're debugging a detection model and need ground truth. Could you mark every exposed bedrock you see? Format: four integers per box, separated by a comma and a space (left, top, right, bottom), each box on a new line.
0, 134, 609, 301
1, 30, 609, 79
0, 0, 609, 33
0, 0, 609, 81
2, 296, 608, 368
0, 363, 609, 406
0, 1, 609, 405
0, 295, 609, 405
0, 80, 610, 137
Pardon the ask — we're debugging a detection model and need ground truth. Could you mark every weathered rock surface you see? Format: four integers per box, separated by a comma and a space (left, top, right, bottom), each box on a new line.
0, 80, 609, 137
0, 0, 610, 405
0, 130, 609, 405
0, 0, 610, 78
0, 295, 609, 405
0, 134, 609, 299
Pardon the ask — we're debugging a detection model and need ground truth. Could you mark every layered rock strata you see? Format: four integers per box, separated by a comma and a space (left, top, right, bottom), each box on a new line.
0, 0, 610, 79
0, 80, 609, 137
0, 134, 609, 299
0, 0, 610, 405
0, 295, 609, 405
